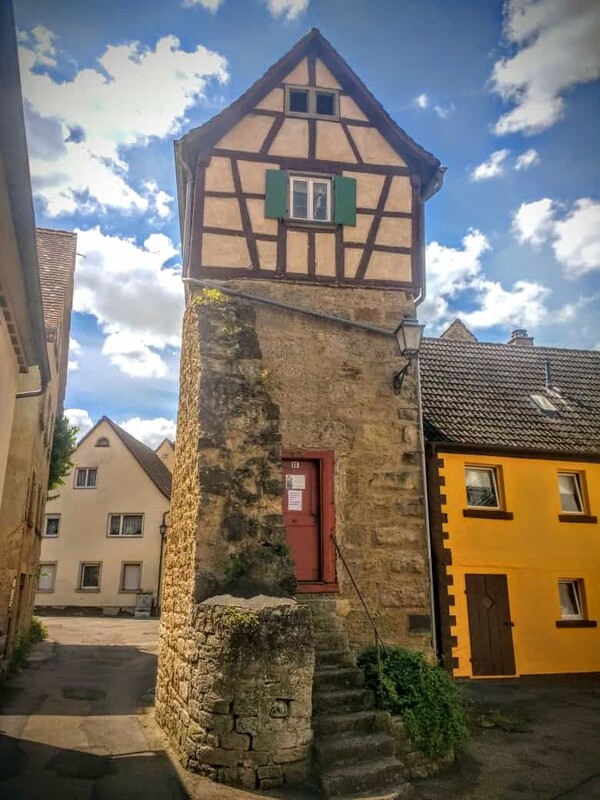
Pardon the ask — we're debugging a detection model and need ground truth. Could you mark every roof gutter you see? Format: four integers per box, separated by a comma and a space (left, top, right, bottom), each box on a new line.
1, 1, 49, 389
415, 166, 446, 309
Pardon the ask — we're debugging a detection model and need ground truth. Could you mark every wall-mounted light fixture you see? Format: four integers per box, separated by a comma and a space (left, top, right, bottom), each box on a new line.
392, 318, 425, 395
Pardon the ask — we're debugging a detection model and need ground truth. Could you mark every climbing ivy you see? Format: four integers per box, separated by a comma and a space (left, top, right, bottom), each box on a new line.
358, 645, 469, 758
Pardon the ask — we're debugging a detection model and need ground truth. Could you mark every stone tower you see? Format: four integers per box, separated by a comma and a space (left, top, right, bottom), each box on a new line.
156, 28, 443, 792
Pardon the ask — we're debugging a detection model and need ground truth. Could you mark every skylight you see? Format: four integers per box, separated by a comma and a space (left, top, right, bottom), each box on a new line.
530, 394, 558, 413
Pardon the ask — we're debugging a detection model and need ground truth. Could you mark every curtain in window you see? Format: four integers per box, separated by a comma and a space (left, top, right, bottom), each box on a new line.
122, 515, 142, 535
466, 469, 497, 507
122, 564, 141, 591
558, 475, 581, 512
559, 581, 581, 617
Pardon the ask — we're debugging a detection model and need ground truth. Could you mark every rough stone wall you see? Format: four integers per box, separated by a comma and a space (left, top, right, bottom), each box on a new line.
229, 280, 432, 652
156, 294, 314, 788
159, 598, 314, 790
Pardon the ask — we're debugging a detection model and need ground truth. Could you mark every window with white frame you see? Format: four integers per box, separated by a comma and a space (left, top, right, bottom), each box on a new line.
558, 579, 584, 620
44, 514, 61, 537
108, 514, 143, 537
75, 467, 97, 488
465, 467, 500, 508
79, 563, 101, 590
37, 563, 56, 592
558, 473, 584, 513
121, 563, 142, 592
290, 176, 331, 222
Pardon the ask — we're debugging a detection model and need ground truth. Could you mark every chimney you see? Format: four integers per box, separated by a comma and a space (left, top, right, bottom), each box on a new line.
508, 328, 534, 347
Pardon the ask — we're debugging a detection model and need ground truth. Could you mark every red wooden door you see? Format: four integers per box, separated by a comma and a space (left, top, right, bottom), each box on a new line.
465, 573, 516, 676
283, 459, 321, 582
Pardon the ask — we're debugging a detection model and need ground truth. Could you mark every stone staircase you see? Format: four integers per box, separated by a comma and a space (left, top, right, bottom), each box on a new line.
301, 598, 418, 800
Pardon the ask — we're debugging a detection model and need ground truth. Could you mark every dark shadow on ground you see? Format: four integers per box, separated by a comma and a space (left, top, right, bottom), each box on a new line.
0, 732, 189, 799
0, 643, 157, 717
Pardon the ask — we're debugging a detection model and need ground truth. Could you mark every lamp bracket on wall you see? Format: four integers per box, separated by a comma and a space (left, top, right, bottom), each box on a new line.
392, 362, 411, 395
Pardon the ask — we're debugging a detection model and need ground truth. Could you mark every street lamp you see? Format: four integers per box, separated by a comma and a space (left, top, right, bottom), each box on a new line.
156, 513, 169, 616
392, 318, 425, 395
159, 522, 168, 539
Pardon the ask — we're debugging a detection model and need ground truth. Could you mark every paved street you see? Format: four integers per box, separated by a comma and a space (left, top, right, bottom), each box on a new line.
1, 617, 599, 799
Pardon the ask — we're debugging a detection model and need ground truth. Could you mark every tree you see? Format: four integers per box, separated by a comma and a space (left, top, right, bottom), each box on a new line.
48, 416, 78, 490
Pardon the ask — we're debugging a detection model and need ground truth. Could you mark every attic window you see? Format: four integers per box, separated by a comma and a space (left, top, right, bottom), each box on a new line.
95, 437, 110, 447
285, 85, 339, 119
530, 394, 558, 414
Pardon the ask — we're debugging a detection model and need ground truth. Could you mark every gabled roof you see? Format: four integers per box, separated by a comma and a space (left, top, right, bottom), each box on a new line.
420, 337, 600, 457
155, 438, 175, 452
78, 417, 172, 499
176, 28, 442, 231
36, 228, 77, 333
439, 319, 477, 342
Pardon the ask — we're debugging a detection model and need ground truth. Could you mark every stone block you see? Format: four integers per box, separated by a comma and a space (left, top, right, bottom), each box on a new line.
257, 765, 283, 780
195, 747, 242, 767
260, 777, 284, 790
235, 716, 258, 734
220, 731, 251, 751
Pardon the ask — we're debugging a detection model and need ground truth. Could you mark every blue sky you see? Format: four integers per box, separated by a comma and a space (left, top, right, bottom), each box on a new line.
14, 0, 600, 445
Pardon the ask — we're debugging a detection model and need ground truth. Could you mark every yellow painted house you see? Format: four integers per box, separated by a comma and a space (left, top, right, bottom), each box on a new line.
421, 322, 600, 678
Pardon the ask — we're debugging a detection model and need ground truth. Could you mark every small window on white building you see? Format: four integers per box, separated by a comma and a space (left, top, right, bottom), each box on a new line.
108, 514, 143, 537
44, 515, 61, 537
558, 473, 584, 513
558, 579, 584, 620
75, 468, 97, 488
465, 467, 500, 508
79, 563, 101, 590
121, 563, 142, 592
37, 563, 56, 592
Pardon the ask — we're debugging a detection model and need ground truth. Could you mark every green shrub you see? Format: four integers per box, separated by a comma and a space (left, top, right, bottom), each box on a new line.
8, 617, 48, 672
358, 645, 469, 758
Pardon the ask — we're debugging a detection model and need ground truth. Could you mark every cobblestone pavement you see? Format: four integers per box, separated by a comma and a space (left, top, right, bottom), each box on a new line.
1, 617, 598, 799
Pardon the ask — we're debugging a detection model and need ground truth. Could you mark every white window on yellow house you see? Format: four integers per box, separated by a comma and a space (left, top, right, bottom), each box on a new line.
558, 473, 584, 513
290, 176, 332, 222
558, 579, 584, 620
75, 467, 97, 488
465, 467, 500, 508
37, 563, 56, 592
108, 514, 144, 537
121, 563, 142, 592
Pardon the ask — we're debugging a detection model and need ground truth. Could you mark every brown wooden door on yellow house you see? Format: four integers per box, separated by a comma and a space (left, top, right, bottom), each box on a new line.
465, 573, 516, 676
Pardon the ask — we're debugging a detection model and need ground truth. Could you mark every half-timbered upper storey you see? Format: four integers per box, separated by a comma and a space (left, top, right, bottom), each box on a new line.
176, 29, 443, 292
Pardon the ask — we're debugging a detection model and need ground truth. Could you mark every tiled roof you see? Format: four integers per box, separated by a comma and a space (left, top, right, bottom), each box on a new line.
103, 418, 172, 499
36, 228, 77, 332
420, 338, 600, 456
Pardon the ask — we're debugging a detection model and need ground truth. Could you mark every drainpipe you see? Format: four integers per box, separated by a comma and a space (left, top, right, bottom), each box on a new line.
413, 174, 441, 659
15, 386, 45, 399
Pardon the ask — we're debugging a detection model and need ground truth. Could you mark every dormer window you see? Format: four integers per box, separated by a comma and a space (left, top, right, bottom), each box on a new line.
95, 437, 110, 447
285, 86, 339, 119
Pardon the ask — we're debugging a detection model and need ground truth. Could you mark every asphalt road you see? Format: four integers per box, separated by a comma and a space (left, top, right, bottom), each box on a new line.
1, 617, 598, 800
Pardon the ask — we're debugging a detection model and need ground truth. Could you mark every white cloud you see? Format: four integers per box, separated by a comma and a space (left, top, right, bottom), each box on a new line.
182, 0, 225, 9
513, 198, 600, 276
73, 227, 184, 377
470, 149, 510, 181
434, 104, 452, 119
102, 332, 169, 378
119, 417, 176, 449
512, 198, 554, 245
19, 31, 227, 217
420, 228, 553, 332
68, 336, 81, 371
414, 93, 429, 109
265, 0, 309, 21
514, 148, 540, 170
65, 408, 94, 438
143, 180, 174, 221
491, 0, 600, 135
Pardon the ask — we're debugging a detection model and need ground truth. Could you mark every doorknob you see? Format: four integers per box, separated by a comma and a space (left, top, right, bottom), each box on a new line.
503, 621, 515, 627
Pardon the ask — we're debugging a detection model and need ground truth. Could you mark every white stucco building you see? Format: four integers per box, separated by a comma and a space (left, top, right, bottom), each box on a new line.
36, 417, 172, 614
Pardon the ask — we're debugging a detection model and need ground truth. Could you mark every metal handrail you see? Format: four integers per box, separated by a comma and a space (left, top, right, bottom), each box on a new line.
330, 533, 387, 691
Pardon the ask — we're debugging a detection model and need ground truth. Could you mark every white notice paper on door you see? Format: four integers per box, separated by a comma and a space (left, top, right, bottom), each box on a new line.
285, 474, 306, 490
287, 490, 303, 511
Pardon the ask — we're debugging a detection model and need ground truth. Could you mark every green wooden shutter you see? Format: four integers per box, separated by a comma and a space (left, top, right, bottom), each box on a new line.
334, 175, 357, 226
265, 169, 288, 219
